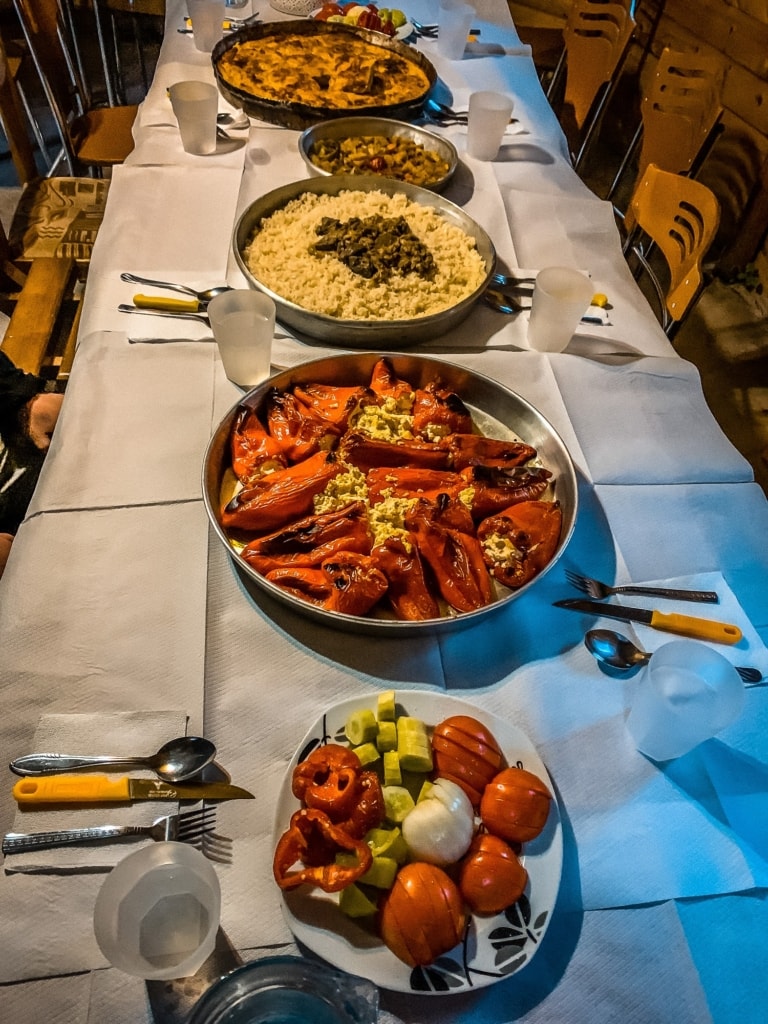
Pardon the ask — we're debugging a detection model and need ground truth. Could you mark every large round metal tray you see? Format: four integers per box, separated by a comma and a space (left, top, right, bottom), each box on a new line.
298, 116, 458, 192
233, 175, 497, 348
212, 20, 437, 130
203, 354, 578, 636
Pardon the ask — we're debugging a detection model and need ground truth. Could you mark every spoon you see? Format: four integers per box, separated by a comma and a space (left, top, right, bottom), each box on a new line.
9, 736, 217, 783
483, 288, 610, 325
120, 273, 231, 304
584, 629, 764, 684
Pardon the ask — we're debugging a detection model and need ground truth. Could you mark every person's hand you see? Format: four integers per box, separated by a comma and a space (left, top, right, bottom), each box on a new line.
25, 393, 63, 450
0, 533, 13, 580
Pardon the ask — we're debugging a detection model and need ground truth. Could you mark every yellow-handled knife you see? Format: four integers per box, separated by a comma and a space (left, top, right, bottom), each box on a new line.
13, 775, 253, 804
553, 598, 742, 645
133, 293, 203, 313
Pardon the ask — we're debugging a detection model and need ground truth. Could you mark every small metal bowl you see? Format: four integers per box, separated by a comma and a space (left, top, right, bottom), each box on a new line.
233, 175, 496, 348
298, 117, 458, 192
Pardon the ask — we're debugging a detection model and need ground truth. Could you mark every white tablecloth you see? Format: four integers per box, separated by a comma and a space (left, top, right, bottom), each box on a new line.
1, 1, 767, 1021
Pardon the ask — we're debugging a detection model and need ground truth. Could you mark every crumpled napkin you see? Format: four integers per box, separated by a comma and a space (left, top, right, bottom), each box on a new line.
616, 571, 768, 677
5, 711, 189, 874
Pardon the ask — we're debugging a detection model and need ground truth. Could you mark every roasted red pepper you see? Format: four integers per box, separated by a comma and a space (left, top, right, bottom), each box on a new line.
372, 535, 441, 621
460, 465, 552, 519
477, 499, 563, 588
337, 769, 385, 838
369, 357, 413, 404
412, 380, 473, 438
273, 808, 373, 892
230, 406, 286, 485
406, 502, 493, 612
293, 383, 373, 431
266, 552, 388, 616
443, 433, 537, 471
241, 501, 372, 574
221, 451, 343, 533
264, 388, 338, 462
339, 432, 450, 472
292, 743, 363, 821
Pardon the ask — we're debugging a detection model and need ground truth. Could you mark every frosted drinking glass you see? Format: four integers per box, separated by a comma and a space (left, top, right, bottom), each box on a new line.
527, 266, 593, 352
187, 0, 224, 51
208, 290, 276, 388
467, 91, 514, 160
437, 1, 475, 60
626, 640, 745, 761
169, 81, 218, 155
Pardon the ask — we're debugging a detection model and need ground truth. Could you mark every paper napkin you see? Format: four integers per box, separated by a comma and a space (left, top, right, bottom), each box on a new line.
5, 711, 189, 874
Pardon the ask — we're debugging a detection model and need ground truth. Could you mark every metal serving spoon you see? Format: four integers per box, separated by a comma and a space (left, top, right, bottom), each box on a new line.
9, 736, 217, 783
120, 273, 231, 304
584, 629, 764, 684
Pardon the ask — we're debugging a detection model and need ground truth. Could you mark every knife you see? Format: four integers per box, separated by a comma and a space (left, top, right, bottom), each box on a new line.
133, 293, 204, 313
12, 775, 253, 805
553, 598, 743, 645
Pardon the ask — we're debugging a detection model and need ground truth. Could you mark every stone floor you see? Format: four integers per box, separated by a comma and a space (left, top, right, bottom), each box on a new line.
2, 7, 767, 497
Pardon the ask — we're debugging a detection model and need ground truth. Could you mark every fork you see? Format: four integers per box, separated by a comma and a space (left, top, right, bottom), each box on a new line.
411, 20, 482, 37
565, 569, 720, 604
2, 806, 218, 855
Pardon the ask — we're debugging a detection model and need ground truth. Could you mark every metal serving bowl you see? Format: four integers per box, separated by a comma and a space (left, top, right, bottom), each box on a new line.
212, 20, 436, 130
298, 117, 458, 192
203, 353, 578, 637
232, 175, 496, 348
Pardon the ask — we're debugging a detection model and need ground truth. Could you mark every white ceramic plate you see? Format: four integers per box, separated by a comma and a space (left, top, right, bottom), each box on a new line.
274, 691, 563, 994
311, 10, 415, 41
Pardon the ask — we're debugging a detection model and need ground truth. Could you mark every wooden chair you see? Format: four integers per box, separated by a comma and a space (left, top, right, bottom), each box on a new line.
93, 0, 166, 106
546, 0, 636, 170
0, 35, 111, 269
623, 163, 721, 338
11, 0, 138, 175
607, 47, 725, 223
0, 218, 82, 381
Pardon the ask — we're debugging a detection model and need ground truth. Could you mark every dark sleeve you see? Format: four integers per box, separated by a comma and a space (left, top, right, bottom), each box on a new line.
0, 350, 45, 439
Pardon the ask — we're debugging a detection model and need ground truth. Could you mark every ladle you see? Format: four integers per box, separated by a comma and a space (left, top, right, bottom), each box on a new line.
120, 273, 231, 304
584, 629, 764, 684
9, 736, 217, 783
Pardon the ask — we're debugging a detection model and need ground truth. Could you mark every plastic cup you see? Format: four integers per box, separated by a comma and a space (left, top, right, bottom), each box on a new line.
169, 81, 218, 156
187, 0, 224, 52
467, 90, 514, 160
527, 266, 594, 352
625, 639, 745, 761
437, 1, 475, 60
93, 841, 221, 980
208, 289, 276, 388
188, 956, 379, 1024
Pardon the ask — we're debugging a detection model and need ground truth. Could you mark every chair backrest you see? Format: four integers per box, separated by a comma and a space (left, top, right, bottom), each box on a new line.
12, 0, 89, 173
637, 48, 725, 182
626, 163, 721, 335
548, 0, 636, 167
562, 0, 637, 129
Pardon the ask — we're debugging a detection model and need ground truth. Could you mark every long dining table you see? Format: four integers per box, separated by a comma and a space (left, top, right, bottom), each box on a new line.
2, 1, 768, 1020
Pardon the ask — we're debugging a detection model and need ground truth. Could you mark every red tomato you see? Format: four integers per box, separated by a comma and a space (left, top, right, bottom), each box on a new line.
379, 862, 467, 966
459, 833, 528, 914
356, 9, 382, 29
431, 715, 505, 808
315, 3, 344, 19
480, 767, 552, 844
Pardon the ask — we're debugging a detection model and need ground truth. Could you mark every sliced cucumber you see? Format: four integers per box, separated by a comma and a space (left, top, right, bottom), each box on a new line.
345, 708, 378, 747
377, 690, 397, 722
383, 749, 402, 786
338, 883, 378, 918
359, 855, 398, 889
383, 785, 415, 823
376, 720, 397, 752
352, 741, 381, 767
365, 826, 408, 864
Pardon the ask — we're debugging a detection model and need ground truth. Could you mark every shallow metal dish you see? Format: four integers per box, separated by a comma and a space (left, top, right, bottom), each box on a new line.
233, 175, 496, 348
203, 353, 578, 636
298, 117, 458, 192
212, 20, 436, 130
